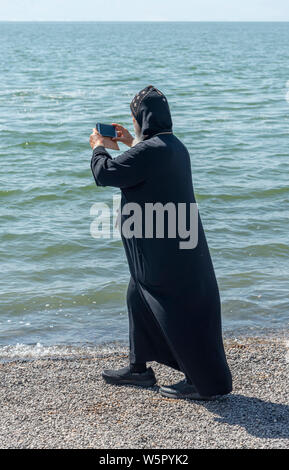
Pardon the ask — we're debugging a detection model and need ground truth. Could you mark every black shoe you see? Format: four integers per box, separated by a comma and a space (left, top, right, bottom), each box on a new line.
159, 379, 216, 401
102, 366, 156, 387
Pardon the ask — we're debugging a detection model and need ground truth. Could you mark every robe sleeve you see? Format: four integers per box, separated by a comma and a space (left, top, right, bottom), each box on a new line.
90, 144, 149, 189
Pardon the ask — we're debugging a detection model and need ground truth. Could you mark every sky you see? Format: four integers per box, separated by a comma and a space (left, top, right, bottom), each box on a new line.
1, 0, 289, 22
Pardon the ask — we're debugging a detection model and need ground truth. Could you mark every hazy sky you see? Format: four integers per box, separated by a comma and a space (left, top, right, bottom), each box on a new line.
1, 0, 289, 21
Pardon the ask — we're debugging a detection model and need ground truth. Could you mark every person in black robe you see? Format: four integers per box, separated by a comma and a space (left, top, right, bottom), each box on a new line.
90, 85, 232, 400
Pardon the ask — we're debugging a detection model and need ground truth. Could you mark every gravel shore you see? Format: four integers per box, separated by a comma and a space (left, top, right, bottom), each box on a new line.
0, 334, 288, 449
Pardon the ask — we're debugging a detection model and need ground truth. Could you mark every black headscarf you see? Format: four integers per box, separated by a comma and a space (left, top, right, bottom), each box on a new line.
130, 85, 173, 140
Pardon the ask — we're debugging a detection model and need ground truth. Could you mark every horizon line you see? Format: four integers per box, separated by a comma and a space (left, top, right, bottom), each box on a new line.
1, 20, 289, 23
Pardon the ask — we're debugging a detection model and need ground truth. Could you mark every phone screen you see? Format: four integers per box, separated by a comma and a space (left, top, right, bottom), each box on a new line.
96, 123, 117, 138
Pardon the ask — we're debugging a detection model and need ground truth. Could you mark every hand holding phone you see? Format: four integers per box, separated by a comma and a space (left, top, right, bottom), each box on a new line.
95, 123, 119, 150
111, 123, 133, 147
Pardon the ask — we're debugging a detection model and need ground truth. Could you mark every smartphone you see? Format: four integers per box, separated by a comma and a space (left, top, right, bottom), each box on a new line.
96, 123, 117, 138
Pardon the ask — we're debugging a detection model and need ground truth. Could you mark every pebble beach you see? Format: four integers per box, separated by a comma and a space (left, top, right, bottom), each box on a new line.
0, 334, 288, 449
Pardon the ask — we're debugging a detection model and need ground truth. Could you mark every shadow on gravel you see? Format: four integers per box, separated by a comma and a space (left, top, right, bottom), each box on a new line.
201, 394, 289, 440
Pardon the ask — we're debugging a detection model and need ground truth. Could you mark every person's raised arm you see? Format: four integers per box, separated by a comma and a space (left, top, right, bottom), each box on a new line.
90, 130, 148, 189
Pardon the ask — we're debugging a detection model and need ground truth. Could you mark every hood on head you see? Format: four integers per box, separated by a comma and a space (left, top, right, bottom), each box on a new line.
130, 85, 173, 139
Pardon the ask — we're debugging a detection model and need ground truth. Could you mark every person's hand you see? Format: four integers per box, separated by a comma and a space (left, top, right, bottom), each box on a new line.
112, 123, 134, 147
90, 128, 105, 149
89, 128, 120, 151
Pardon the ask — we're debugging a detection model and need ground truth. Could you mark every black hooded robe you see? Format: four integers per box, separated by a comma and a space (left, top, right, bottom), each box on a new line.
91, 86, 232, 396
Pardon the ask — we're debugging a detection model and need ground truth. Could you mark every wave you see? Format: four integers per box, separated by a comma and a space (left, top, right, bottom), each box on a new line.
0, 184, 95, 202
196, 186, 289, 200
14, 140, 75, 149
0, 341, 128, 361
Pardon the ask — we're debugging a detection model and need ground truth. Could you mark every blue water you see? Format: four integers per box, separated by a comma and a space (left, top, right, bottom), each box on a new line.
0, 22, 288, 357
